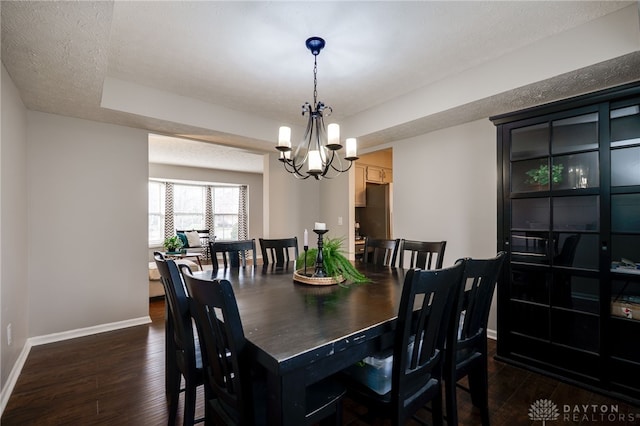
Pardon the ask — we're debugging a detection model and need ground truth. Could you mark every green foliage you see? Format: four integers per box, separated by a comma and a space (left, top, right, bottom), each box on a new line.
525, 164, 564, 185
163, 236, 183, 252
296, 237, 369, 284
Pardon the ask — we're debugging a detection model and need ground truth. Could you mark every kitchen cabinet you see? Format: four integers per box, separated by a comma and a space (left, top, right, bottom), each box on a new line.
365, 166, 392, 183
355, 165, 366, 207
491, 82, 640, 405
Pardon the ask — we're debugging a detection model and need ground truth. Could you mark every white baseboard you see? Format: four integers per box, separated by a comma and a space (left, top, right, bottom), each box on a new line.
0, 341, 31, 416
27, 316, 151, 347
0, 315, 151, 417
487, 328, 497, 340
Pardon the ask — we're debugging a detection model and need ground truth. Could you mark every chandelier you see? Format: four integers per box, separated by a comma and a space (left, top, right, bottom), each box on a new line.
276, 37, 358, 180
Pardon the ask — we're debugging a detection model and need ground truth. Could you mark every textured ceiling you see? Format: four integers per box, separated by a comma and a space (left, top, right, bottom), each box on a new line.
2, 1, 639, 173
148, 134, 264, 174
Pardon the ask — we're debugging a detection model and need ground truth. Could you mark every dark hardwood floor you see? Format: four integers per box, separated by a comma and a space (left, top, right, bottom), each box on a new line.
2, 297, 639, 425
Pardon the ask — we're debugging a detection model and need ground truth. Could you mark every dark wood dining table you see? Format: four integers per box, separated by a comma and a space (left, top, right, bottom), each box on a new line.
193, 262, 408, 426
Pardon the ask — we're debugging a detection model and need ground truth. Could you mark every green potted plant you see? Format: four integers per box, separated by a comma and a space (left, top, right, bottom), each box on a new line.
525, 163, 564, 186
296, 237, 369, 284
163, 235, 184, 253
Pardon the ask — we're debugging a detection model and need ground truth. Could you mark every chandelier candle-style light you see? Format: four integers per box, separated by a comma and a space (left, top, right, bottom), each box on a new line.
276, 37, 358, 180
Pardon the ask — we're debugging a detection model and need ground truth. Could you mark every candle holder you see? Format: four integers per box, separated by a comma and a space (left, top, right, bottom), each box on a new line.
293, 227, 342, 286
313, 229, 329, 277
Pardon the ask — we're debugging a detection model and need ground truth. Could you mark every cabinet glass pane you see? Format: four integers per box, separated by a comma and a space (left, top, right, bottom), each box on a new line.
552, 152, 599, 190
510, 302, 549, 339
512, 159, 549, 192
550, 310, 598, 352
612, 235, 640, 266
610, 317, 640, 361
511, 268, 549, 304
611, 104, 640, 147
611, 146, 640, 187
610, 279, 640, 359
553, 233, 599, 269
511, 123, 549, 160
612, 280, 640, 317
612, 194, 640, 233
551, 113, 598, 154
553, 196, 599, 231
511, 231, 551, 264
551, 276, 599, 313
512, 198, 550, 229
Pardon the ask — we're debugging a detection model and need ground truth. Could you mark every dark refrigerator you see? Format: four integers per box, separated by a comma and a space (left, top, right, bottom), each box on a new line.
358, 183, 390, 239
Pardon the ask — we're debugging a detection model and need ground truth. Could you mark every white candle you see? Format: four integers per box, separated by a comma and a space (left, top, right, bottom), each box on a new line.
314, 222, 326, 230
327, 123, 340, 147
304, 229, 308, 246
278, 126, 291, 149
346, 138, 357, 158
308, 150, 322, 172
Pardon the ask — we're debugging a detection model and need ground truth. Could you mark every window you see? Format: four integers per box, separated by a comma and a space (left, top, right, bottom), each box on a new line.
148, 181, 165, 245
148, 180, 246, 245
173, 184, 205, 231
214, 186, 239, 240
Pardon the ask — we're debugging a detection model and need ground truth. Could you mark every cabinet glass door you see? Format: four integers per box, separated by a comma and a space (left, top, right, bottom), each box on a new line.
608, 98, 640, 396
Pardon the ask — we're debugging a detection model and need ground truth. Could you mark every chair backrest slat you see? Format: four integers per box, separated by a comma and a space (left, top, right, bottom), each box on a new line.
362, 238, 400, 266
209, 239, 257, 270
398, 239, 446, 270
259, 237, 299, 266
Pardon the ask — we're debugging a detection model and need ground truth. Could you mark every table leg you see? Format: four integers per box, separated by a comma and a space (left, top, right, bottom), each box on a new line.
266, 370, 306, 426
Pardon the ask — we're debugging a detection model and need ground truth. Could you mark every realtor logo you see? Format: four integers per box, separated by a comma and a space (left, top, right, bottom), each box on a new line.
529, 399, 639, 424
529, 399, 560, 425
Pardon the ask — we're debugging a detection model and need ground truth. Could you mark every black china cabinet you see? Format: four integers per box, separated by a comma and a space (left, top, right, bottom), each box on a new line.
491, 82, 640, 404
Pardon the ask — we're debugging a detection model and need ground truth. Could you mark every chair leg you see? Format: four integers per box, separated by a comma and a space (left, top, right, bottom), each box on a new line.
431, 386, 444, 426
166, 362, 181, 425
468, 367, 490, 426
165, 316, 179, 400
203, 387, 214, 426
445, 373, 459, 426
183, 377, 197, 426
167, 382, 180, 426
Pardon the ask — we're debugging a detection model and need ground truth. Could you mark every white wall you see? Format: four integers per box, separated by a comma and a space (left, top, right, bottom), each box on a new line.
149, 163, 264, 244
1, 65, 29, 393
263, 152, 321, 249
27, 112, 149, 337
392, 118, 499, 331
263, 151, 355, 261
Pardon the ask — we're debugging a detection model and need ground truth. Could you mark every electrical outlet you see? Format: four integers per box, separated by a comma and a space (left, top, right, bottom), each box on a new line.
338, 216, 343, 226
7, 323, 12, 346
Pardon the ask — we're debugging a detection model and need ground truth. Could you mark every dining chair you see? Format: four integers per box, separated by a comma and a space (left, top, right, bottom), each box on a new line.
362, 238, 400, 266
153, 252, 204, 426
180, 266, 347, 426
397, 239, 447, 269
259, 237, 299, 266
444, 252, 506, 426
342, 260, 465, 426
209, 239, 256, 270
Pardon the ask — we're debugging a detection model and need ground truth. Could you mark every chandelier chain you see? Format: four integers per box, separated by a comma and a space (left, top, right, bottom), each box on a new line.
313, 55, 318, 107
